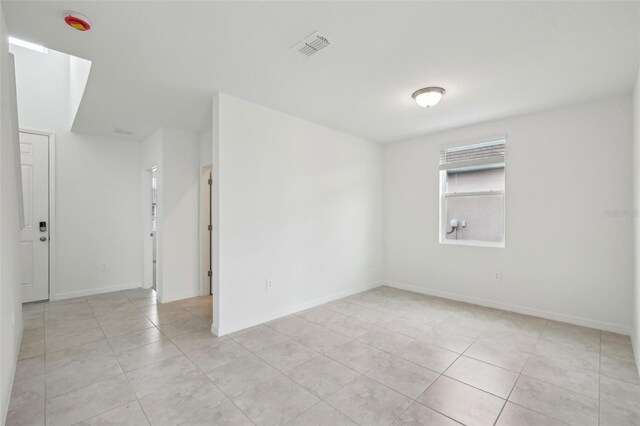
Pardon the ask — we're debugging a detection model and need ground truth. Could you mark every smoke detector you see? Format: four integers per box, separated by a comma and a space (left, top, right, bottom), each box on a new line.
291, 32, 330, 57
64, 12, 91, 31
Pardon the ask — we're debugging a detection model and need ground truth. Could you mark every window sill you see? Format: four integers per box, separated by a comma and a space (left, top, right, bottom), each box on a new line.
440, 239, 505, 249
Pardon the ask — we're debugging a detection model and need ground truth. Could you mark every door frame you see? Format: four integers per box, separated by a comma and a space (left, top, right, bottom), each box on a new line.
19, 128, 56, 301
199, 164, 212, 296
142, 166, 158, 292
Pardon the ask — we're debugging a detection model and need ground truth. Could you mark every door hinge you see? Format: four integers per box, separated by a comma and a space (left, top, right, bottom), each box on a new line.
207, 270, 212, 277
208, 178, 212, 185
207, 225, 212, 231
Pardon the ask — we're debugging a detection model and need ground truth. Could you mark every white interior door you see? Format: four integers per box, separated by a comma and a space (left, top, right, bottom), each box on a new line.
20, 131, 49, 302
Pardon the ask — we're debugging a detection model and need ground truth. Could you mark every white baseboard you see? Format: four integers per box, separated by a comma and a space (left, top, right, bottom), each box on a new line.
631, 330, 640, 378
50, 282, 142, 301
213, 282, 383, 336
211, 323, 220, 337
158, 289, 201, 304
2, 320, 23, 424
385, 281, 631, 335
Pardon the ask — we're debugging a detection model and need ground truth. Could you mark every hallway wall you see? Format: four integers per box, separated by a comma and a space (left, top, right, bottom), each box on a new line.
632, 67, 640, 374
0, 5, 23, 422
141, 127, 200, 303
11, 42, 143, 299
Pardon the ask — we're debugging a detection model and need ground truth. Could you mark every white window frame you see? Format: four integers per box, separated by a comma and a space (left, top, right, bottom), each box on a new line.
438, 136, 506, 248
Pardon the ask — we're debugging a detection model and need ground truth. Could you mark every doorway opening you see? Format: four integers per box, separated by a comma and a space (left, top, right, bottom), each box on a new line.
200, 166, 212, 296
151, 167, 158, 291
142, 166, 159, 297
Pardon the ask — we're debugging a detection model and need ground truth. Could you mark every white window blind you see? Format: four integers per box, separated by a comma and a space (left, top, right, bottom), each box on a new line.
440, 140, 505, 172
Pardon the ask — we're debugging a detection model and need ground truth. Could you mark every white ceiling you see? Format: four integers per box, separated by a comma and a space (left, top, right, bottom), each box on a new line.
4, 1, 639, 143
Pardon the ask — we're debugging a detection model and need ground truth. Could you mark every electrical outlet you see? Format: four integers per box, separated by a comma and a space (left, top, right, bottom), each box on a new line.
495, 272, 502, 281
266, 279, 273, 291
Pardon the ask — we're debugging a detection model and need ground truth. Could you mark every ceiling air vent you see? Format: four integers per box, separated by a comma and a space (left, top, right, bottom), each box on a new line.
113, 127, 134, 137
292, 32, 330, 57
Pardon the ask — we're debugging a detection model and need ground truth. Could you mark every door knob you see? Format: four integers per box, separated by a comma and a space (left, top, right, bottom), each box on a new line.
40, 237, 47, 242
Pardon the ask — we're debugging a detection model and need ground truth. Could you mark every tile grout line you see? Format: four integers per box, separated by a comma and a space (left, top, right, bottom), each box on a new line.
491, 364, 523, 426
301, 297, 492, 425
317, 295, 573, 426
38, 290, 192, 425
163, 316, 257, 426
44, 302, 50, 426
36, 295, 133, 426
85, 291, 154, 426
225, 330, 326, 424
388, 338, 466, 425
231, 323, 423, 425
132, 292, 227, 426
598, 330, 602, 426
13, 288, 636, 426
72, 289, 214, 426
370, 296, 602, 423
376, 300, 597, 425
264, 301, 489, 425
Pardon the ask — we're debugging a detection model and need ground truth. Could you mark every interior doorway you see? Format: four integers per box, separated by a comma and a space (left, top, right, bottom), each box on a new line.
200, 166, 212, 296
142, 166, 159, 294
19, 130, 52, 303
151, 167, 158, 291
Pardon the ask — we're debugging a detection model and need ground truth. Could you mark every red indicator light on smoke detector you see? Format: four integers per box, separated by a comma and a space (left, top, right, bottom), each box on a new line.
64, 12, 91, 31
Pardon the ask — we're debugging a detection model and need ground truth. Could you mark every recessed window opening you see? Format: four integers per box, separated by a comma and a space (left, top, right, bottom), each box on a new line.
439, 139, 506, 247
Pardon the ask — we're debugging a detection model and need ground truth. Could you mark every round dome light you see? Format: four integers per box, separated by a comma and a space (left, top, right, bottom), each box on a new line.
412, 87, 445, 108
64, 12, 91, 31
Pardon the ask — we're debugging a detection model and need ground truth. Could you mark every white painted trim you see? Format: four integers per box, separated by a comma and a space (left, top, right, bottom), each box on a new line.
158, 290, 201, 304
385, 281, 631, 335
48, 134, 56, 304
438, 134, 508, 151
2, 324, 23, 424
444, 190, 504, 198
199, 164, 212, 297
440, 239, 505, 249
211, 324, 220, 337
141, 167, 155, 291
632, 331, 640, 378
213, 282, 383, 336
50, 282, 141, 301
18, 128, 56, 302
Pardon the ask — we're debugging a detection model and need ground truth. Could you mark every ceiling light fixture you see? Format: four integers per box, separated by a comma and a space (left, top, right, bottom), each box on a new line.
412, 87, 445, 108
8, 37, 48, 53
64, 12, 91, 31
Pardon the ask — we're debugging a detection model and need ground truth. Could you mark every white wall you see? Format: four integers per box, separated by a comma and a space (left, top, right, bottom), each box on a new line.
53, 133, 142, 298
200, 128, 212, 165
0, 5, 24, 422
161, 128, 200, 302
215, 94, 383, 335
141, 127, 200, 303
68, 55, 91, 128
632, 68, 640, 372
384, 95, 634, 333
12, 42, 143, 299
210, 95, 220, 332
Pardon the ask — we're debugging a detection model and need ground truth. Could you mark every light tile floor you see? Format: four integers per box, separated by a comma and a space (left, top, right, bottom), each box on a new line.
6, 286, 640, 426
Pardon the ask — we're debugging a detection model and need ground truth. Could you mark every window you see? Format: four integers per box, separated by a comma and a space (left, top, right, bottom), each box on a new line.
439, 139, 505, 247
